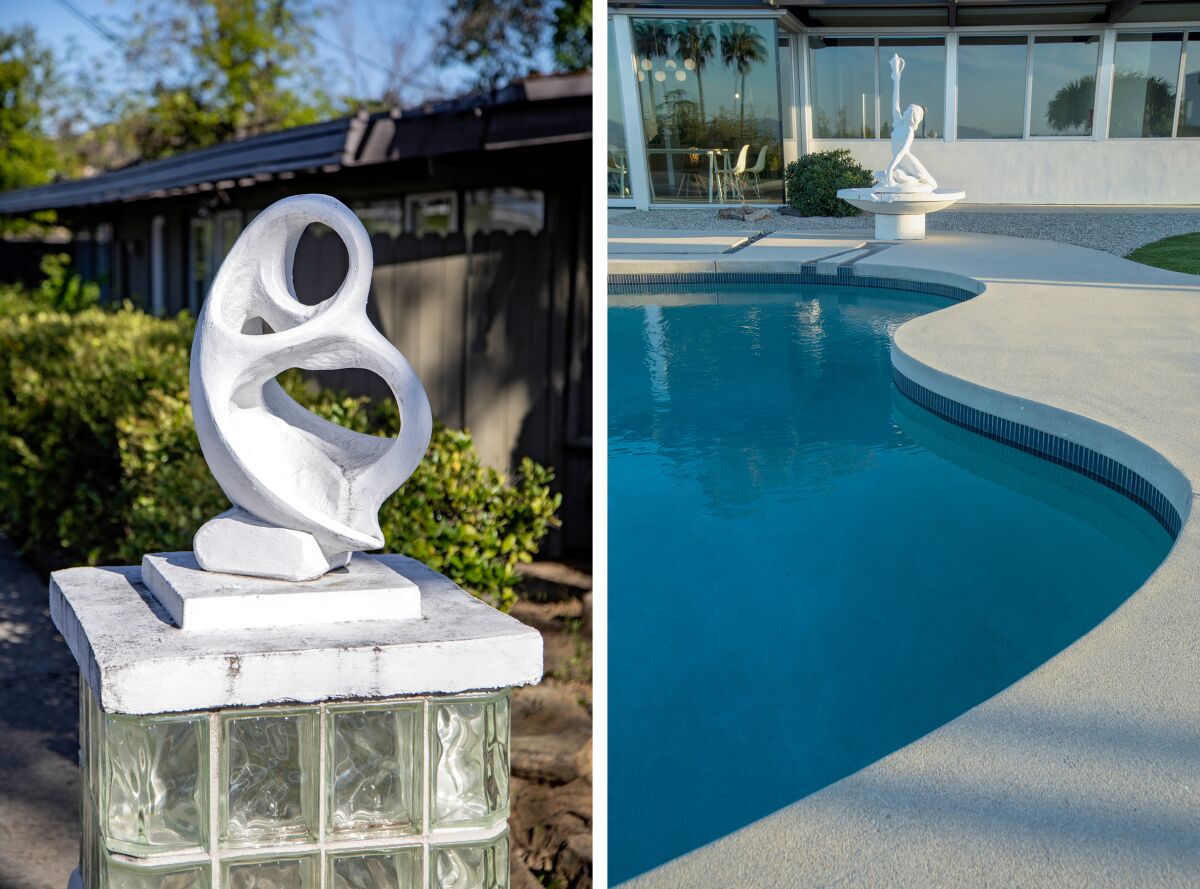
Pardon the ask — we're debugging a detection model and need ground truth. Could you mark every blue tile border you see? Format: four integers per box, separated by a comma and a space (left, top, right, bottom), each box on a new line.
894, 369, 1182, 538
607, 270, 979, 302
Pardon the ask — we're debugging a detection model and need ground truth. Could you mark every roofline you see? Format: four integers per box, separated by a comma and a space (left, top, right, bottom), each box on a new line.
0, 73, 592, 217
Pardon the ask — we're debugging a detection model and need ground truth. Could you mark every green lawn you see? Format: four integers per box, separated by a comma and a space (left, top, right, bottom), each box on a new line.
1126, 232, 1200, 275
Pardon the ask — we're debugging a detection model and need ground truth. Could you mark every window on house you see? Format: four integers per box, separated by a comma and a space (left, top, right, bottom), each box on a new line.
957, 36, 1028, 138
809, 36, 877, 138
214, 210, 243, 263
189, 217, 212, 314
879, 38, 945, 139
608, 19, 632, 198
809, 37, 946, 140
465, 189, 545, 236
405, 192, 458, 236
779, 35, 795, 141
1179, 33, 1200, 136
1110, 32, 1184, 138
634, 17, 784, 204
353, 200, 403, 238
1029, 35, 1101, 137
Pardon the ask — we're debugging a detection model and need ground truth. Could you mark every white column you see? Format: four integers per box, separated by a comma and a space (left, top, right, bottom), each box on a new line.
944, 33, 958, 142
613, 16, 652, 211
799, 35, 813, 154
1093, 29, 1117, 141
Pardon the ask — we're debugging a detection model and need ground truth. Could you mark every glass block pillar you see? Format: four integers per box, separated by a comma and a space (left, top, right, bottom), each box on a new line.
80, 676, 511, 889
53, 553, 541, 889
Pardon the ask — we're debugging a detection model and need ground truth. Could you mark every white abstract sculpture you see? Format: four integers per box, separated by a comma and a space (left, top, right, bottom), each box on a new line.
189, 194, 432, 581
837, 54, 965, 240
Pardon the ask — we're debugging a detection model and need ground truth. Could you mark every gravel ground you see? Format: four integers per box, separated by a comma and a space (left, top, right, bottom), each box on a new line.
608, 208, 1200, 257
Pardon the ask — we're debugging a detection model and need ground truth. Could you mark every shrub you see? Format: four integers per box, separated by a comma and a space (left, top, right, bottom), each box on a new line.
784, 149, 874, 217
0, 294, 560, 611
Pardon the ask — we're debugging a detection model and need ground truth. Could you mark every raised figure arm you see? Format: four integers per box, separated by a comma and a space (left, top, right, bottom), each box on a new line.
890, 54, 904, 124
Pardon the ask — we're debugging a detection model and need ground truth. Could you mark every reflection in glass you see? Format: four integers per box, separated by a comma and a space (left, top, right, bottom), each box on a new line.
608, 19, 631, 197
809, 37, 876, 138
1176, 33, 1200, 136
633, 18, 783, 204
1110, 32, 1182, 138
879, 38, 945, 138
957, 36, 1028, 138
779, 36, 795, 140
1030, 35, 1099, 136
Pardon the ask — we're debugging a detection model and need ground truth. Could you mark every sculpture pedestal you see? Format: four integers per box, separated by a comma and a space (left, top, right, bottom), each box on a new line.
52, 554, 541, 889
874, 213, 926, 240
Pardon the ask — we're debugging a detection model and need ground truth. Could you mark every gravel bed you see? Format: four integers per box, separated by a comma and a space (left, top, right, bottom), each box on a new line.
608, 208, 1200, 257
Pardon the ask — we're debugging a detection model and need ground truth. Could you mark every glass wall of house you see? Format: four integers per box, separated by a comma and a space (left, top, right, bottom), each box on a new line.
632, 17, 783, 204
609, 19, 632, 199
1110, 32, 1185, 137
809, 36, 945, 139
1180, 33, 1200, 135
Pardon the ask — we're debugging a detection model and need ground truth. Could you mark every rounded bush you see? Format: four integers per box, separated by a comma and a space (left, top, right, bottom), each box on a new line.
0, 297, 559, 611
784, 149, 874, 217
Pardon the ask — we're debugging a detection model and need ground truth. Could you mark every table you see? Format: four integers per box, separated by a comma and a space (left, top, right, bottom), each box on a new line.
646, 147, 734, 202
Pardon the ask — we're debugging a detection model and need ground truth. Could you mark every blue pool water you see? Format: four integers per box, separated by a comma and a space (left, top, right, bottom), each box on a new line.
608, 285, 1172, 884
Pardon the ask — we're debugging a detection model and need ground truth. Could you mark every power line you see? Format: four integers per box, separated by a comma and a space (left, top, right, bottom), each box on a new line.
49, 0, 156, 75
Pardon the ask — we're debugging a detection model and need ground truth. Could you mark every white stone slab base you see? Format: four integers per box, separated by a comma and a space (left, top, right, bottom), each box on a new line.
141, 551, 420, 631
52, 554, 541, 714
876, 212, 925, 240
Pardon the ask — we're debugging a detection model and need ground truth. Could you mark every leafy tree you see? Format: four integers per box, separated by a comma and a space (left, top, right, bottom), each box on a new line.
0, 27, 61, 192
117, 0, 336, 159
439, 0, 552, 93
441, 0, 592, 93
719, 23, 767, 137
674, 22, 715, 121
553, 0, 592, 73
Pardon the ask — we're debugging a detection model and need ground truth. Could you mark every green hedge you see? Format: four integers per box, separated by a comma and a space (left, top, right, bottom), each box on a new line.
0, 299, 560, 611
784, 149, 874, 217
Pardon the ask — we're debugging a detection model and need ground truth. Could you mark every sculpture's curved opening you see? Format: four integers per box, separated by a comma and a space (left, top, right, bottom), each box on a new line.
293, 222, 349, 307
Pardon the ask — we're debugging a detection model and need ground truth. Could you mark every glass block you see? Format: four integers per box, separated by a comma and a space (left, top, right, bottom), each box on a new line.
81, 673, 104, 805
103, 712, 208, 854
81, 788, 103, 889
221, 708, 317, 846
328, 847, 422, 889
430, 693, 510, 828
430, 833, 509, 889
327, 702, 422, 838
222, 855, 318, 889
105, 857, 210, 889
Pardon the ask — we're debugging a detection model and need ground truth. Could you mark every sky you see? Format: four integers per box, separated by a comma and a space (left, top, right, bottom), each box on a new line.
0, 0, 553, 125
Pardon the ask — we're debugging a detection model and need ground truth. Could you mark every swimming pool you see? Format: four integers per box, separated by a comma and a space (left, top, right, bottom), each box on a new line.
608, 284, 1172, 884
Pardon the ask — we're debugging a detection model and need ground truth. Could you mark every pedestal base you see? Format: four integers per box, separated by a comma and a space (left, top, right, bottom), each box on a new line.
142, 551, 420, 631
194, 507, 351, 581
875, 213, 925, 240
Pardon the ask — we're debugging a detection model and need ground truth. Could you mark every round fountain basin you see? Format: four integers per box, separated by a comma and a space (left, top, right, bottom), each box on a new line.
836, 187, 966, 240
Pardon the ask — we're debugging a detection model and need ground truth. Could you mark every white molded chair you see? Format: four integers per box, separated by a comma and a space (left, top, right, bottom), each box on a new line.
745, 145, 769, 197
719, 144, 751, 202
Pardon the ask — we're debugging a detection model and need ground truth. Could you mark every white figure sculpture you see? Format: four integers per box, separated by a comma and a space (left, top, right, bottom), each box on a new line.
836, 54, 964, 240
189, 194, 432, 581
874, 54, 937, 192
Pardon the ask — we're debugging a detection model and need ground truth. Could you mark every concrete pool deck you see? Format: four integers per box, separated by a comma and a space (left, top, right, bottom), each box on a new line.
610, 229, 1200, 888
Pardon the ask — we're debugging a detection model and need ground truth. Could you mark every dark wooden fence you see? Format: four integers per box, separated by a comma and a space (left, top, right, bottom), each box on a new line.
293, 220, 591, 555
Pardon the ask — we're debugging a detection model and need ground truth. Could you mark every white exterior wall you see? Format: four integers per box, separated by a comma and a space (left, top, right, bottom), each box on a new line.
811, 138, 1200, 205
